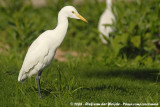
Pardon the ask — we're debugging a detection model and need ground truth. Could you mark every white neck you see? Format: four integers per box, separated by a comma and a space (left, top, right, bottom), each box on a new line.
106, 0, 112, 10
57, 10, 68, 26
53, 10, 69, 47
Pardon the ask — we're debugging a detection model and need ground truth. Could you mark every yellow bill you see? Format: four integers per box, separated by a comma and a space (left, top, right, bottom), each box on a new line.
74, 13, 88, 23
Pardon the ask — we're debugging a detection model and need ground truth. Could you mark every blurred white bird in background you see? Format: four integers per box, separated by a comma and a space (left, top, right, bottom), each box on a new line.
18, 6, 87, 98
98, 0, 115, 44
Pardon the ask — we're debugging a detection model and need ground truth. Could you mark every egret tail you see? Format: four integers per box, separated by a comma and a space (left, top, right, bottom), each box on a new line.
18, 70, 28, 82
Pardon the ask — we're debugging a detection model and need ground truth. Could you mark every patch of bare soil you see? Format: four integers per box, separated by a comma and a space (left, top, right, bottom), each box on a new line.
0, 42, 10, 54
54, 49, 87, 62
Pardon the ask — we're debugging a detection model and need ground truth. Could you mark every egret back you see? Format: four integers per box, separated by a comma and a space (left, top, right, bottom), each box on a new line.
18, 30, 57, 82
18, 21, 68, 82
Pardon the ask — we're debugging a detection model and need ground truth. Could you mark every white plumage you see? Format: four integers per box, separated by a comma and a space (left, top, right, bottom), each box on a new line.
18, 6, 87, 98
98, 0, 115, 44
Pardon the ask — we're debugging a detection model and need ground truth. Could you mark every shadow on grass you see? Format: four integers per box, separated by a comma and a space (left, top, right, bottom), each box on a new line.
82, 68, 160, 82
80, 85, 128, 92
25, 68, 160, 97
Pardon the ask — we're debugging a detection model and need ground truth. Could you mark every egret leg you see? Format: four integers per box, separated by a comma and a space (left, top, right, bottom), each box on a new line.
36, 71, 42, 98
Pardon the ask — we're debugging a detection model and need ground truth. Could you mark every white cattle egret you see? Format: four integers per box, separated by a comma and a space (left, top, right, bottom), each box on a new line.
98, 0, 115, 44
18, 6, 87, 98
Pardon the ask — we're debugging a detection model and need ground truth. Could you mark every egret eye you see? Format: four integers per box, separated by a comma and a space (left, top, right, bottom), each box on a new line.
72, 11, 75, 14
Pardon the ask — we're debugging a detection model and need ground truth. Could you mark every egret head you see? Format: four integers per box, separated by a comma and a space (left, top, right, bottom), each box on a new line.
61, 6, 88, 23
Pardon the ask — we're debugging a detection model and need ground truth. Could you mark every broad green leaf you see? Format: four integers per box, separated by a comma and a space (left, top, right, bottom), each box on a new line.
131, 36, 141, 48
111, 34, 129, 56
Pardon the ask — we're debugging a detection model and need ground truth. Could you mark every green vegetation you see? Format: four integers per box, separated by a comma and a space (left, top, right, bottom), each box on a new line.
0, 0, 160, 106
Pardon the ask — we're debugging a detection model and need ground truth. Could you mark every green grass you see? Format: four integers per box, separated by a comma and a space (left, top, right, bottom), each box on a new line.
0, 53, 160, 106
0, 0, 160, 106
